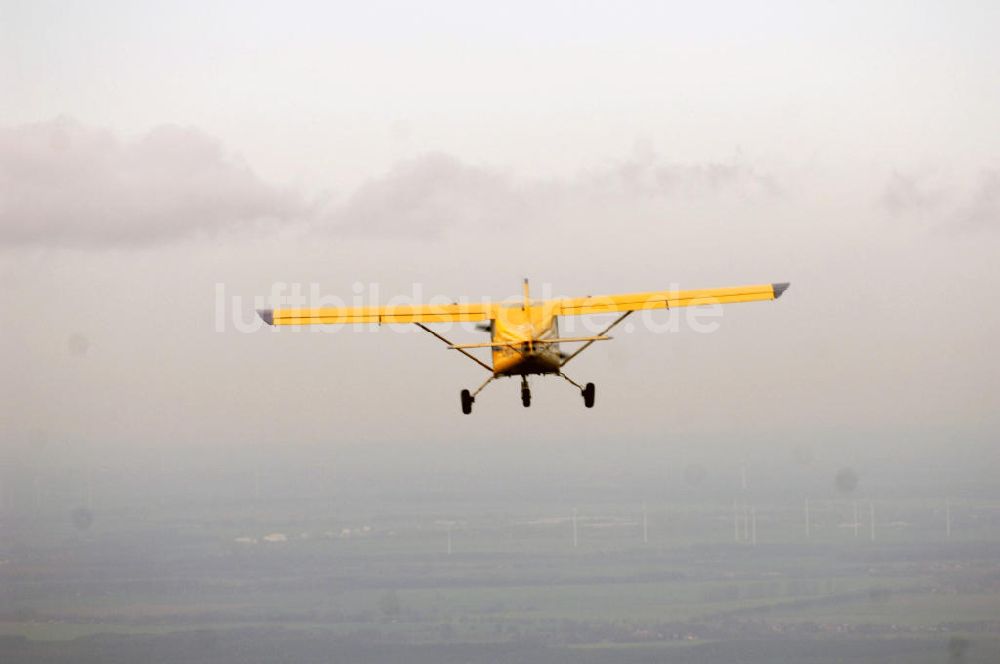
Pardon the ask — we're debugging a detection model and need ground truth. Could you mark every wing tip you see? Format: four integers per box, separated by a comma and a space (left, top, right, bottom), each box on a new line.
257, 309, 274, 326
772, 282, 790, 299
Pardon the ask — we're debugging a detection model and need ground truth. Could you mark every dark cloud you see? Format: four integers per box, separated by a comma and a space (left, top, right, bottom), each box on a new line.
323, 148, 778, 238
0, 119, 782, 245
881, 169, 1000, 232
599, 143, 779, 198
880, 172, 944, 216
960, 170, 1000, 230
0, 119, 780, 245
0, 118, 303, 245
326, 152, 528, 237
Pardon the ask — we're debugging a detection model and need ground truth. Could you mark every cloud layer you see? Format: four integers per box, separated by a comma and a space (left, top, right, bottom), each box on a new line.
880, 169, 1000, 232
0, 119, 782, 246
323, 145, 779, 239
326, 153, 527, 238
0, 118, 302, 245
4, 117, 995, 249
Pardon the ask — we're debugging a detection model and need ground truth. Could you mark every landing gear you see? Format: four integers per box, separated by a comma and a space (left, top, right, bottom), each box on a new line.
461, 374, 498, 414
462, 374, 591, 412
559, 372, 595, 409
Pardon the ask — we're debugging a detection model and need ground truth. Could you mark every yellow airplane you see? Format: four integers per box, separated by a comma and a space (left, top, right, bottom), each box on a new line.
258, 280, 789, 414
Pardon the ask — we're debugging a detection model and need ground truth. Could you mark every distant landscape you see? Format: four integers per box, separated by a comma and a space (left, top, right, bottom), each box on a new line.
2, 441, 998, 663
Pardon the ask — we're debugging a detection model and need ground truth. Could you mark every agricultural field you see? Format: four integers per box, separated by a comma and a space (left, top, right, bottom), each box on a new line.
2, 447, 999, 663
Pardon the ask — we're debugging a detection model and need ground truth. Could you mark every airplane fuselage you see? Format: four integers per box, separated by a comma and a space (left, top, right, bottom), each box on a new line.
490, 305, 563, 376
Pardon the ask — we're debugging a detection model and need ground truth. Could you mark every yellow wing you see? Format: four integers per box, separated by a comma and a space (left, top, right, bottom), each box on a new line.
553, 282, 788, 316
259, 302, 496, 326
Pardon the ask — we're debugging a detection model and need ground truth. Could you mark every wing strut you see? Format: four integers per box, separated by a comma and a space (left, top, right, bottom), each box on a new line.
558, 372, 583, 389
472, 374, 497, 397
414, 323, 494, 373
559, 310, 633, 368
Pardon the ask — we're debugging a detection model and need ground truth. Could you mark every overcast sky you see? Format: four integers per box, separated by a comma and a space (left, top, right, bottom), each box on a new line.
1, 1, 998, 475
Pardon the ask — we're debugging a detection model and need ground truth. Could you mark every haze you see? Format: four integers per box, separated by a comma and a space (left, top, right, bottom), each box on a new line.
2, 2, 999, 662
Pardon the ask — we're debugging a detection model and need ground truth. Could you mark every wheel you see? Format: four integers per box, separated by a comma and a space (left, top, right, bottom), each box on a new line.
460, 389, 474, 415
582, 382, 595, 408
521, 385, 531, 408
